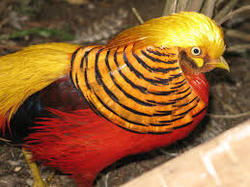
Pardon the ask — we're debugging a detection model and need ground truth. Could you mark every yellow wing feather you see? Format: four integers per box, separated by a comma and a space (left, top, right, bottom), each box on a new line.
0, 43, 79, 131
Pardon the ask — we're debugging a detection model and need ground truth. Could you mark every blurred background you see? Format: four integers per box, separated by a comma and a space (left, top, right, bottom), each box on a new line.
0, 0, 249, 186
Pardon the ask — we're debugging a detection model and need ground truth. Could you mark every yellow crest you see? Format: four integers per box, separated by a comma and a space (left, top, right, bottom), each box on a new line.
108, 12, 225, 58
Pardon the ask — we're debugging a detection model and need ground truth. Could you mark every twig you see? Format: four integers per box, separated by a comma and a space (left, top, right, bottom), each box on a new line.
207, 111, 250, 119
162, 0, 178, 16
176, 0, 189, 12
227, 44, 250, 52
0, 137, 10, 143
104, 173, 110, 187
215, 0, 226, 9
131, 7, 144, 24
226, 29, 250, 42
214, 0, 238, 23
158, 148, 178, 157
201, 0, 217, 18
187, 0, 203, 12
217, 5, 250, 25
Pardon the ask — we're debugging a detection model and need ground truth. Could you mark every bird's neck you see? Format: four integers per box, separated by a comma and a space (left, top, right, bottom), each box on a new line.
185, 73, 209, 105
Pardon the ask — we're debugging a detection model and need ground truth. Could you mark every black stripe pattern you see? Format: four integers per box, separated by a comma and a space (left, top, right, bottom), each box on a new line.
70, 43, 208, 134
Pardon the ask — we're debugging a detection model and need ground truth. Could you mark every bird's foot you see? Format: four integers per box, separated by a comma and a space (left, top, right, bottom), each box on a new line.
22, 148, 47, 187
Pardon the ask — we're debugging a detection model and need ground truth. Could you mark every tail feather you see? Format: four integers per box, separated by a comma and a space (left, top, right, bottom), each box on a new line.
0, 43, 79, 133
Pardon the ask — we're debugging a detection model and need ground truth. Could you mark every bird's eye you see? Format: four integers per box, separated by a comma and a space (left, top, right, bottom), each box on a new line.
191, 47, 202, 56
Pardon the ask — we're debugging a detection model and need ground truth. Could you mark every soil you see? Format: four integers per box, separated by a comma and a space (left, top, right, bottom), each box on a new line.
0, 0, 249, 186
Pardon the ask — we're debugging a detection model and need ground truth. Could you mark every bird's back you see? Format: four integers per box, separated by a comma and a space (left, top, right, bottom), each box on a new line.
1, 76, 87, 142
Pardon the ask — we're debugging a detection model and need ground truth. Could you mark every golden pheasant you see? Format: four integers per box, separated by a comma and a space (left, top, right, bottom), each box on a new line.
0, 12, 229, 186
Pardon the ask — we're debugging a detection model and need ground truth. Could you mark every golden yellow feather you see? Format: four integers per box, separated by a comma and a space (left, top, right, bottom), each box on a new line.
0, 12, 226, 132
0, 43, 79, 131
108, 12, 225, 58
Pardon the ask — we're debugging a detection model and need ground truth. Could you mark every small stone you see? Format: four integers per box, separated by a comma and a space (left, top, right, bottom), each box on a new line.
14, 166, 22, 172
26, 178, 33, 186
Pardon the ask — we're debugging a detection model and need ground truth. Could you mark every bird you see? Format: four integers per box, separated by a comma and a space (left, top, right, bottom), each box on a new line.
0, 11, 229, 186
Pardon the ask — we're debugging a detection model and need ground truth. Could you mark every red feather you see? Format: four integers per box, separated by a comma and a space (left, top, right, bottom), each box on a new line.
25, 74, 209, 186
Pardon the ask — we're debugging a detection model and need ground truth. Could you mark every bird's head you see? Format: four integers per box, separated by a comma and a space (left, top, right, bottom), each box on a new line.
108, 11, 229, 75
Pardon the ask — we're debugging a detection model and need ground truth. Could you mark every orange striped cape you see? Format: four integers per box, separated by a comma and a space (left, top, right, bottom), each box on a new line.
70, 43, 207, 134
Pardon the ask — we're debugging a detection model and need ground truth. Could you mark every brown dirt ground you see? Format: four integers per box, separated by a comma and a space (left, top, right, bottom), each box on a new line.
0, 0, 250, 186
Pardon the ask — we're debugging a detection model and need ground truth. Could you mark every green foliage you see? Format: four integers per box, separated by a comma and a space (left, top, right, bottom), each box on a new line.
0, 28, 75, 41
17, 0, 45, 15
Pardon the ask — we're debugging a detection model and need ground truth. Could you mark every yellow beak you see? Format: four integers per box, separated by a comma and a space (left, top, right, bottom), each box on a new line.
215, 56, 230, 72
